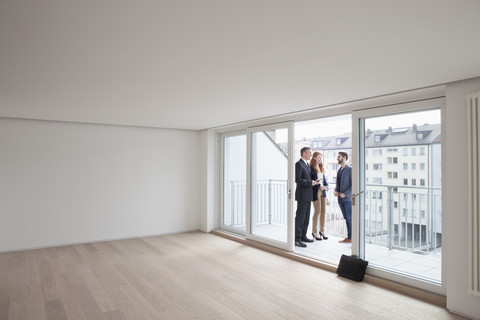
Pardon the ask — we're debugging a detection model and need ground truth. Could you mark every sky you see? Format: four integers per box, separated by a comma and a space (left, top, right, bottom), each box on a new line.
274, 109, 441, 143
364, 109, 440, 131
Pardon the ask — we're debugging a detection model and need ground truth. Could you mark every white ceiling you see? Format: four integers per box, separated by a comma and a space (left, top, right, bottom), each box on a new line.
1, 0, 480, 130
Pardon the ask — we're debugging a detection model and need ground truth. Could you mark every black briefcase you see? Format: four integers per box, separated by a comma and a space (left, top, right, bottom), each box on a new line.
336, 254, 369, 282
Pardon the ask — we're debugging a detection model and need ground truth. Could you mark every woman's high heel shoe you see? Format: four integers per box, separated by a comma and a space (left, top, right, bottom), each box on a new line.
312, 232, 322, 240
320, 232, 328, 240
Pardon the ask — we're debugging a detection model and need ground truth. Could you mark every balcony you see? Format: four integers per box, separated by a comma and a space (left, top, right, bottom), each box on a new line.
223, 180, 442, 283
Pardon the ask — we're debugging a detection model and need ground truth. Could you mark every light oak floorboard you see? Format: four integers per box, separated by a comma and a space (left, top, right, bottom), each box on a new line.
44, 299, 68, 320
0, 232, 468, 320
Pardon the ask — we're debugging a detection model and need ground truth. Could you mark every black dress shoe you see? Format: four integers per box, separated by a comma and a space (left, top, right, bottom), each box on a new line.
295, 241, 307, 247
320, 232, 328, 240
312, 233, 322, 241
301, 237, 314, 243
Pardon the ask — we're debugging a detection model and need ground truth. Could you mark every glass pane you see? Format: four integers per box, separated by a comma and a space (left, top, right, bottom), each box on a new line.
363, 109, 441, 283
223, 135, 246, 231
251, 128, 288, 243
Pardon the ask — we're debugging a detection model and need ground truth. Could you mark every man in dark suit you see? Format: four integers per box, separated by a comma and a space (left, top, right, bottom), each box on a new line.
295, 147, 318, 247
335, 151, 353, 243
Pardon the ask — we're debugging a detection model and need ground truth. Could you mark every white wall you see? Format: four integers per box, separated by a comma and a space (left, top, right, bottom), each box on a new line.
445, 77, 480, 319
200, 129, 216, 232
254, 132, 287, 181
224, 135, 246, 182
0, 118, 201, 252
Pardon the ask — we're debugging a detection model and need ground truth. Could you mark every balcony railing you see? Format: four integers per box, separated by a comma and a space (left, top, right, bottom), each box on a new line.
364, 184, 442, 254
227, 180, 287, 226
225, 180, 442, 254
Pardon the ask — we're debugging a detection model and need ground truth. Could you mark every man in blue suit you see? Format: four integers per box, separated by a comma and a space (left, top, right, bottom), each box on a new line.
295, 147, 318, 247
335, 151, 353, 243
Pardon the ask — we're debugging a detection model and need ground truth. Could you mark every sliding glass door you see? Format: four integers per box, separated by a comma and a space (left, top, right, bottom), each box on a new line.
221, 123, 293, 249
247, 123, 293, 249
353, 99, 444, 287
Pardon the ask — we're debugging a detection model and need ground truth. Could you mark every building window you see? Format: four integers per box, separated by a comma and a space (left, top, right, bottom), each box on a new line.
375, 135, 381, 142
373, 149, 382, 156
403, 208, 408, 217
417, 133, 424, 140
373, 163, 382, 170
393, 187, 398, 192
420, 179, 425, 186
412, 209, 417, 217
387, 157, 398, 164
365, 163, 368, 170
412, 179, 417, 186
420, 194, 426, 204
388, 172, 398, 179
387, 148, 398, 152
421, 210, 426, 218
420, 163, 425, 171
372, 191, 383, 199
412, 163, 416, 170
404, 179, 408, 185
420, 147, 425, 155
403, 163, 408, 170
412, 147, 417, 156
394, 201, 398, 208
373, 177, 383, 184
412, 194, 417, 202
403, 148, 408, 156
403, 193, 408, 202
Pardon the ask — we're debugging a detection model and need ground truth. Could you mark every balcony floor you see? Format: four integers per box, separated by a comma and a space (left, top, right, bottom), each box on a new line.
295, 234, 441, 283
251, 223, 441, 283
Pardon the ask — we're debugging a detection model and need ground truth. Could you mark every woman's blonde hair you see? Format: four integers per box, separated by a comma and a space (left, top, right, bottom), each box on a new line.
310, 151, 325, 173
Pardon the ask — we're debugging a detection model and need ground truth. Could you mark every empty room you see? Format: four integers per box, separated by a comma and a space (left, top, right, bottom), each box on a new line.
1, 0, 480, 319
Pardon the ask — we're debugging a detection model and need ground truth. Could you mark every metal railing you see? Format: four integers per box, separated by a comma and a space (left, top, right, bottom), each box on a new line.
226, 180, 287, 226
224, 180, 442, 254
364, 184, 442, 254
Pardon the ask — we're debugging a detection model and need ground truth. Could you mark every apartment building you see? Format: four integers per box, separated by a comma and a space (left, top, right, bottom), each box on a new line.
310, 124, 441, 250
365, 124, 442, 249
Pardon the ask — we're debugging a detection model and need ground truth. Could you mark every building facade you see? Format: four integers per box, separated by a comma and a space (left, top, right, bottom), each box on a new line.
307, 123, 441, 252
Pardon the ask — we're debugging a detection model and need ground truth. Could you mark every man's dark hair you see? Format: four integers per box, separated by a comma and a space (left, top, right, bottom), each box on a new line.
338, 151, 349, 160
300, 147, 311, 156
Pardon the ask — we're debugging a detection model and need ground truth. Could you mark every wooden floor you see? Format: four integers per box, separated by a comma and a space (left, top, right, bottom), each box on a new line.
0, 232, 467, 320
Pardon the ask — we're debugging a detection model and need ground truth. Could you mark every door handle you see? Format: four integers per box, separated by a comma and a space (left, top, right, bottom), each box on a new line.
288, 189, 291, 199
352, 191, 364, 206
